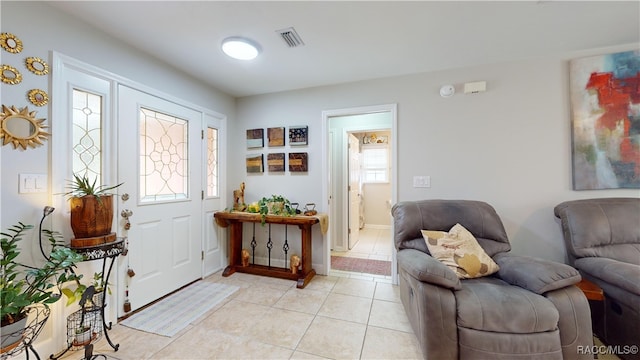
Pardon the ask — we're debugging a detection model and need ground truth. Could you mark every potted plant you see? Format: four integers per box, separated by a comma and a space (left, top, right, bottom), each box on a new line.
64, 174, 123, 246
1, 223, 83, 352
247, 195, 296, 224
72, 323, 93, 347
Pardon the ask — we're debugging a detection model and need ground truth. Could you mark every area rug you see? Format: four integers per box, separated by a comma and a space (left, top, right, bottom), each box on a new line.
120, 281, 238, 337
331, 256, 391, 276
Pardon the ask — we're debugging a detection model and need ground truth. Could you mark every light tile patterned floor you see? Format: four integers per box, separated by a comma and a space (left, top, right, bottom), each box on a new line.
60, 271, 423, 360
331, 227, 393, 262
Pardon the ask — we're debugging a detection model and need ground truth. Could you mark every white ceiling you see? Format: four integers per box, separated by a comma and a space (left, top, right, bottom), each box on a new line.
48, 1, 639, 98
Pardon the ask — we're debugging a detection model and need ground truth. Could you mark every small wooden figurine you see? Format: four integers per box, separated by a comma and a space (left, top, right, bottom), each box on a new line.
241, 249, 250, 267
290, 254, 301, 274
233, 182, 246, 211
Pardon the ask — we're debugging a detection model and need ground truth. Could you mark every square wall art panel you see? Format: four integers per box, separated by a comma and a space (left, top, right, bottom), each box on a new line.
246, 154, 264, 173
289, 152, 308, 172
289, 126, 308, 146
267, 153, 285, 172
246, 129, 264, 149
268, 127, 285, 147
569, 50, 640, 190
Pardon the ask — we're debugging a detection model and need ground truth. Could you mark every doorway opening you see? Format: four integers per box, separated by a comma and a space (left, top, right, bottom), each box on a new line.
322, 104, 397, 282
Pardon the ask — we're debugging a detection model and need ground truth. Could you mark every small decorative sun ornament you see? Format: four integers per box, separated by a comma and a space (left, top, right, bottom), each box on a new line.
0, 105, 50, 150
0, 33, 23, 54
25, 57, 49, 75
1, 64, 22, 85
28, 89, 49, 107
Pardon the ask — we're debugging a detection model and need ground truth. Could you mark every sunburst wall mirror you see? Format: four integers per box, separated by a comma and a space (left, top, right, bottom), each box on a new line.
0, 105, 50, 150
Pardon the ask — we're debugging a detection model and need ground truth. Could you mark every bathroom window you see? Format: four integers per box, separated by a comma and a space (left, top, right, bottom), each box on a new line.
361, 145, 389, 183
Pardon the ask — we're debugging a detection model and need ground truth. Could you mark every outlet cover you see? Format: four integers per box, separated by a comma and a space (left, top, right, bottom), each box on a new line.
413, 176, 431, 188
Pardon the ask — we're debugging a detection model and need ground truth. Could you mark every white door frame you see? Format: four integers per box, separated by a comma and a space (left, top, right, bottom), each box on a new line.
51, 52, 228, 320
321, 104, 398, 284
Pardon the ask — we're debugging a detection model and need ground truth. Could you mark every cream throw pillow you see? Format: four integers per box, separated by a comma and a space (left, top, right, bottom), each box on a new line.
421, 223, 499, 279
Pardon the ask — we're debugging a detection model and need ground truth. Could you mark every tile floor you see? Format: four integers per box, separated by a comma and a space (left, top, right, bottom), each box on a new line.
60, 271, 423, 360
331, 227, 393, 262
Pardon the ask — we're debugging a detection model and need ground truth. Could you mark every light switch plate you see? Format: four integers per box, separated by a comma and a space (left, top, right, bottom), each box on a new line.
19, 173, 47, 193
413, 175, 431, 188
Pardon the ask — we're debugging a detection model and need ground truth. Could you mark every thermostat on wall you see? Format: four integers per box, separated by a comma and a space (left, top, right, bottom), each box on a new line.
464, 81, 487, 94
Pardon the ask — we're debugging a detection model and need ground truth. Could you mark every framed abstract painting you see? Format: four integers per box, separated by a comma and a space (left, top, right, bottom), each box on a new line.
569, 50, 640, 190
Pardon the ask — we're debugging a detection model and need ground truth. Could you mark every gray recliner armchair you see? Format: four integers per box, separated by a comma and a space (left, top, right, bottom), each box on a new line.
392, 199, 593, 360
554, 197, 640, 360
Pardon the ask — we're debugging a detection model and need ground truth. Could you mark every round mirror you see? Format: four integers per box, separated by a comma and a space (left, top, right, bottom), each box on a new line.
4, 116, 35, 138
1, 65, 22, 85
0, 105, 49, 150
26, 57, 49, 76
28, 89, 49, 107
0, 33, 23, 53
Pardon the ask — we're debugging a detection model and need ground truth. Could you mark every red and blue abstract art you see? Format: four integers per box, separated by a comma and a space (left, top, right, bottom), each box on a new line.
570, 50, 640, 190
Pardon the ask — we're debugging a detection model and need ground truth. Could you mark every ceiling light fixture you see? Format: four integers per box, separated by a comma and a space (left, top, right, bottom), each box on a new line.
221, 37, 261, 60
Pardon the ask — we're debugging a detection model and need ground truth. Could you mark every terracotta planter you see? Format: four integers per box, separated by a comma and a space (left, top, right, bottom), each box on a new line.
70, 195, 114, 239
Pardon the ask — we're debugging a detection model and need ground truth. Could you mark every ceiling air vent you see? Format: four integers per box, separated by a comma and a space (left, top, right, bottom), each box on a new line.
276, 27, 305, 48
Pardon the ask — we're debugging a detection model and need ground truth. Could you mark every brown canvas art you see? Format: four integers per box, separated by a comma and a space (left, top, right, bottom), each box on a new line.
267, 153, 285, 172
246, 128, 263, 149
289, 152, 308, 172
246, 154, 263, 173
268, 127, 285, 147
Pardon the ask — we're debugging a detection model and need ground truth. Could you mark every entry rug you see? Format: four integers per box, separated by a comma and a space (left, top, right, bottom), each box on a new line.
120, 281, 238, 337
331, 256, 391, 276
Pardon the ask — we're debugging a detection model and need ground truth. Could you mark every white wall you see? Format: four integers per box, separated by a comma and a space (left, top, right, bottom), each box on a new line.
235, 44, 640, 266
0, 2, 234, 356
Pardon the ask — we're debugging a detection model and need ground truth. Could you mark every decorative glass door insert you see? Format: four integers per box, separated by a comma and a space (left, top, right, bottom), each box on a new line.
72, 89, 103, 182
206, 127, 218, 197
139, 107, 188, 202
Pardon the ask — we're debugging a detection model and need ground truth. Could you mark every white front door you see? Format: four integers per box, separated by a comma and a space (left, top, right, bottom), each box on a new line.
117, 85, 202, 315
348, 133, 361, 250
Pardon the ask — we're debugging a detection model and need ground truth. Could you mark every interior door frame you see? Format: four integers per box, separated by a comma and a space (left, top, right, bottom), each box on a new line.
347, 132, 361, 250
322, 103, 398, 284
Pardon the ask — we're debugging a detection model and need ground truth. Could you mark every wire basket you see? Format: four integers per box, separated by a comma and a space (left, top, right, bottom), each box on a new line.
0, 304, 50, 359
66, 309, 102, 349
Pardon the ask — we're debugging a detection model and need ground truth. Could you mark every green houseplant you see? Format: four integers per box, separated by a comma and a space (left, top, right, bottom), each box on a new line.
62, 271, 111, 307
247, 195, 297, 224
64, 174, 123, 244
1, 222, 83, 350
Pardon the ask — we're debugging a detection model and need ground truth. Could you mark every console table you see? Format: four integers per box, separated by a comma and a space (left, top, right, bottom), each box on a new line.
214, 212, 320, 288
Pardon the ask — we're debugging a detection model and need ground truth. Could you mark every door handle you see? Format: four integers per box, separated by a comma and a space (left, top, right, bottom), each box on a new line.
121, 209, 133, 230
121, 209, 133, 219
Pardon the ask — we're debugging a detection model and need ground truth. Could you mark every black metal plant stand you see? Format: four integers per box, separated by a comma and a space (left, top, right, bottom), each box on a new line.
50, 239, 123, 360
